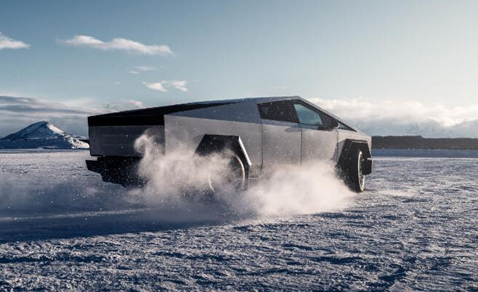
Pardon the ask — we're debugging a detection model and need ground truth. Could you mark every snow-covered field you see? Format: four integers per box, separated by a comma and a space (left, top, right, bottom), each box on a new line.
0, 151, 477, 291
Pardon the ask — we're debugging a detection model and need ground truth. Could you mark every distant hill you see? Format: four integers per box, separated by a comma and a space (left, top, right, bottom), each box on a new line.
372, 136, 478, 150
0, 121, 89, 149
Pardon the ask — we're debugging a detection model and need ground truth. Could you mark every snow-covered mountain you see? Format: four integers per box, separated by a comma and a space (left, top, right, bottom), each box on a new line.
0, 121, 89, 149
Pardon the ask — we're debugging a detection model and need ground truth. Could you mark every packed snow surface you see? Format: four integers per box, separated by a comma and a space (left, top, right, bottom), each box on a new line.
0, 150, 477, 291
0, 121, 88, 149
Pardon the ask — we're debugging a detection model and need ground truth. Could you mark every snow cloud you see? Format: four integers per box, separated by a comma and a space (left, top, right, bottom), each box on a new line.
308, 97, 478, 138
143, 80, 188, 92
60, 35, 173, 56
0, 31, 30, 50
134, 133, 352, 217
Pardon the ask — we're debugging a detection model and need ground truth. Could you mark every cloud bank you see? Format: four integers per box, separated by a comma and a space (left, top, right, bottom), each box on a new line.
1, 95, 476, 138
0, 96, 151, 137
143, 80, 188, 92
0, 31, 29, 50
309, 97, 478, 138
60, 35, 173, 56
0, 96, 96, 137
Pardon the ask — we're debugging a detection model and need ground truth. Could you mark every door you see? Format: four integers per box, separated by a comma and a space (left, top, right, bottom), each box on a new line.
258, 100, 301, 166
293, 100, 338, 163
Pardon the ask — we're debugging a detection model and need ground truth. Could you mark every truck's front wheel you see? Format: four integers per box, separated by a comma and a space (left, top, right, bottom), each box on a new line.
346, 148, 366, 192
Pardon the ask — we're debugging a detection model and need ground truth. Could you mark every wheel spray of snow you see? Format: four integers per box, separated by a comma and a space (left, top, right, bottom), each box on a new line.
133, 134, 354, 217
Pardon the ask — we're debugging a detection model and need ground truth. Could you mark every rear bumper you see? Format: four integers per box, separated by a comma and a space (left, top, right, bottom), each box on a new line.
86, 157, 144, 187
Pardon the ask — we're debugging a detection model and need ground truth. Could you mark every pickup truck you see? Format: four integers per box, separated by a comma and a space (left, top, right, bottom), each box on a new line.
86, 96, 372, 192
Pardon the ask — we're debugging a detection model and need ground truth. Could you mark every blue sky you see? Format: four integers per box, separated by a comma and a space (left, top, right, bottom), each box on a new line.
1, 0, 478, 137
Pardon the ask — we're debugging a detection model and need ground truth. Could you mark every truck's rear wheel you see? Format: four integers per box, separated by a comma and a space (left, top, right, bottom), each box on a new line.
208, 154, 246, 193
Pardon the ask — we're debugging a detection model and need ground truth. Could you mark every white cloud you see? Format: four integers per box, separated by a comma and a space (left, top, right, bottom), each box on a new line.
143, 82, 167, 92
135, 65, 156, 71
167, 80, 188, 92
0, 31, 30, 50
60, 35, 173, 56
143, 80, 188, 92
308, 97, 478, 138
127, 99, 144, 108
273, 85, 290, 91
130, 66, 157, 75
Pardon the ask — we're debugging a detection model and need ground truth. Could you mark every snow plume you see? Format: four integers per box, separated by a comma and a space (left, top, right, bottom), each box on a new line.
239, 163, 353, 216
133, 133, 231, 203
133, 133, 353, 217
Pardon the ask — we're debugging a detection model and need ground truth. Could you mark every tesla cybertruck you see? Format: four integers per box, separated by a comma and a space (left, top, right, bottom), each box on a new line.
86, 96, 372, 192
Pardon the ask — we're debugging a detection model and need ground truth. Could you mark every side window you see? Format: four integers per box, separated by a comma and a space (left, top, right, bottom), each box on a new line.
293, 101, 338, 129
258, 101, 298, 123
293, 103, 324, 126
338, 122, 354, 131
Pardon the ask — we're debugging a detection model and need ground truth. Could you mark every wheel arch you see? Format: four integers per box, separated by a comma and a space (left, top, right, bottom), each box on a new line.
337, 139, 373, 175
195, 134, 252, 177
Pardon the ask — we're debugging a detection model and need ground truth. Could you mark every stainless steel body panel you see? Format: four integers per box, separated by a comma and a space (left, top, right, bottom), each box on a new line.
337, 129, 372, 158
300, 125, 338, 163
164, 115, 263, 176
261, 119, 301, 166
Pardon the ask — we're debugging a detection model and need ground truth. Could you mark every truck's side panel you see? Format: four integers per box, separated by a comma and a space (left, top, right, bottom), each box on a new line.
300, 126, 338, 163
164, 116, 263, 177
261, 120, 301, 166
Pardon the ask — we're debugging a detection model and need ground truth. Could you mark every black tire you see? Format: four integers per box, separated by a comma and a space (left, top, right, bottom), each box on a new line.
208, 153, 246, 193
346, 148, 366, 192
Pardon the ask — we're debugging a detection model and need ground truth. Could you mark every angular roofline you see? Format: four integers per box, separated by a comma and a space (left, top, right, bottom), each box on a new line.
174, 95, 303, 105
88, 96, 303, 119
87, 95, 364, 135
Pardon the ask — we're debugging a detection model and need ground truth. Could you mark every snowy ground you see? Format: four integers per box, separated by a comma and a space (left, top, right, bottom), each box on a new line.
0, 151, 477, 291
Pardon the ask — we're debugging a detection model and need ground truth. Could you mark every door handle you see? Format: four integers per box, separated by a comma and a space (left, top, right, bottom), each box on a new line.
285, 127, 299, 133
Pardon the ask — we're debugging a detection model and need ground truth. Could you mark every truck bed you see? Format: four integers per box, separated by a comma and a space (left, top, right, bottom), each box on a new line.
88, 101, 231, 157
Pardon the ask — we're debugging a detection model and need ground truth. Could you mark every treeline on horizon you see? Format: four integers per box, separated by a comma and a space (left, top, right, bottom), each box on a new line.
372, 136, 478, 150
